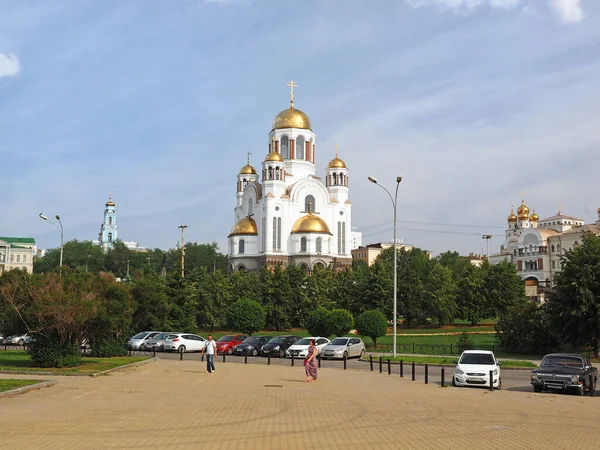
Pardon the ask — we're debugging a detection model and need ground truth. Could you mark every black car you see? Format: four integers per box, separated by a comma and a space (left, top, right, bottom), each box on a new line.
234, 336, 269, 357
530, 353, 598, 395
261, 335, 301, 358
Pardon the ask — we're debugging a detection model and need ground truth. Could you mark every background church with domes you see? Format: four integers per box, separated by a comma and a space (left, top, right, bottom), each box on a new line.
228, 81, 362, 273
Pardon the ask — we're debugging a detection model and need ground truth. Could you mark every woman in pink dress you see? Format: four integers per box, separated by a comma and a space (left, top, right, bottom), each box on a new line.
304, 339, 318, 382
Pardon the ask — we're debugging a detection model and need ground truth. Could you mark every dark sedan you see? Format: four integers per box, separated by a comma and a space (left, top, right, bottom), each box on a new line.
261, 335, 301, 358
234, 336, 269, 357
530, 353, 597, 395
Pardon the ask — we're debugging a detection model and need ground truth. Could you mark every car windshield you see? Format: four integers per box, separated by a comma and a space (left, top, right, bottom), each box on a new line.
244, 337, 260, 344
131, 332, 148, 340
155, 333, 170, 339
541, 356, 584, 368
166, 334, 179, 340
295, 338, 313, 345
459, 353, 495, 365
217, 336, 234, 342
269, 337, 286, 344
330, 338, 349, 346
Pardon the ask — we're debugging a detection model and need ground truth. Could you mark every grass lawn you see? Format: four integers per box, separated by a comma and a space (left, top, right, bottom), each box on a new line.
360, 355, 537, 369
0, 351, 148, 374
396, 325, 495, 335
0, 379, 42, 393
365, 333, 498, 347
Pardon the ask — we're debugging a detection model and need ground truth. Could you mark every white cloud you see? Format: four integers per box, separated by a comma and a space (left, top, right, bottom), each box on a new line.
0, 52, 20, 77
405, 0, 521, 11
549, 0, 585, 23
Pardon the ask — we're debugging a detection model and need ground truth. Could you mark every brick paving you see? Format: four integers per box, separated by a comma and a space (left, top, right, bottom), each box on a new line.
0, 358, 597, 449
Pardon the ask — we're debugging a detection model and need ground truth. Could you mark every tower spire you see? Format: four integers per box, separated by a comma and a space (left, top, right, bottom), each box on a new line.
335, 144, 339, 158
246, 151, 251, 165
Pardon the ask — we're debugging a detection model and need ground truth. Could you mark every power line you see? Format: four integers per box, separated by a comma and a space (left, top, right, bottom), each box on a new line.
360, 225, 504, 239
357, 218, 506, 231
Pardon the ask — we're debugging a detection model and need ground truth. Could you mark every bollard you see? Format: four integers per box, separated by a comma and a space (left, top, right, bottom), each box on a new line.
223, 352, 226, 363
379, 356, 383, 373
441, 367, 445, 387
370, 355, 373, 371
153, 348, 156, 358
245, 354, 248, 364
489, 370, 494, 391
128, 349, 131, 357
180, 350, 183, 361
318, 353, 322, 368
412, 361, 415, 381
387, 359, 391, 375
400, 360, 404, 378
291, 354, 295, 367
268, 355, 271, 365
425, 364, 429, 384
589, 375, 595, 397
343, 353, 347, 370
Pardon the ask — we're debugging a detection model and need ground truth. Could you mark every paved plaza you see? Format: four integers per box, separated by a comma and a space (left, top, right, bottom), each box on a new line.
0, 358, 598, 449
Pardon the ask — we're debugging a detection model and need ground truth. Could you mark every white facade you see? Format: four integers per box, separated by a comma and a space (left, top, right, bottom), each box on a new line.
0, 237, 36, 274
490, 201, 600, 303
228, 84, 362, 272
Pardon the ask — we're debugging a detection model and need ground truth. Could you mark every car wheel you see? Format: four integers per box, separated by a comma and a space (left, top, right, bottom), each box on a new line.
227, 347, 233, 355
178, 345, 186, 353
18, 339, 24, 346
139, 344, 146, 350
579, 381, 585, 396
343, 351, 348, 359
452, 377, 457, 387
279, 349, 285, 358
252, 348, 258, 357
495, 378, 502, 390
533, 385, 543, 393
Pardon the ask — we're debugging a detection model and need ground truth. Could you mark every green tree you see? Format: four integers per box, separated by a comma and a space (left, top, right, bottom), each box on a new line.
227, 298, 266, 335
304, 307, 331, 337
130, 275, 171, 332
165, 273, 198, 332
327, 309, 354, 337
260, 266, 293, 330
197, 268, 232, 330
455, 264, 487, 325
547, 233, 600, 357
355, 310, 388, 348
484, 260, 526, 318
34, 240, 105, 274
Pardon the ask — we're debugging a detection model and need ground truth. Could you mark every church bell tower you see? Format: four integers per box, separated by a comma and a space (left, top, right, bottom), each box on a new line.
99, 194, 118, 250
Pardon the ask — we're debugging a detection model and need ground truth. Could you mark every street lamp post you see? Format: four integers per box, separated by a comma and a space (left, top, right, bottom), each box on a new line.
482, 234, 492, 259
178, 225, 188, 278
39, 213, 64, 276
368, 175, 403, 358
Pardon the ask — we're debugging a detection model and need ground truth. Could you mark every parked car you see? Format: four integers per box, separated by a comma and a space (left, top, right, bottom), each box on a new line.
321, 337, 365, 360
261, 335, 301, 358
127, 331, 162, 350
144, 333, 173, 351
234, 336, 269, 356
0, 333, 4, 344
163, 333, 207, 353
453, 350, 501, 389
286, 337, 330, 358
216, 335, 247, 355
4, 333, 29, 346
530, 353, 598, 395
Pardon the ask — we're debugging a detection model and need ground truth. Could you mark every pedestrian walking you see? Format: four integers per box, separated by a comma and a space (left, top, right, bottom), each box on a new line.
201, 334, 217, 373
304, 338, 318, 382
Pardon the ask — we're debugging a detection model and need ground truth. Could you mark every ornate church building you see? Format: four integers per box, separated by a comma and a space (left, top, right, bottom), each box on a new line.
228, 82, 362, 273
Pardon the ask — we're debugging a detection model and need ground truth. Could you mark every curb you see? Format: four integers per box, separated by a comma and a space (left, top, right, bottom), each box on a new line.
0, 380, 57, 399
0, 357, 157, 378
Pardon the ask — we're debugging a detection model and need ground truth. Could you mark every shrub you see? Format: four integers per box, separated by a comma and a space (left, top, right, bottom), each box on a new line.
304, 307, 331, 337
28, 335, 81, 368
355, 310, 388, 347
456, 332, 475, 352
89, 338, 128, 358
327, 309, 354, 337
227, 298, 266, 336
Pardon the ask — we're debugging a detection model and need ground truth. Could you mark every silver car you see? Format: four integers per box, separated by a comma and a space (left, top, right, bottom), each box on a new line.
4, 333, 29, 345
321, 337, 365, 360
127, 331, 162, 350
143, 332, 172, 351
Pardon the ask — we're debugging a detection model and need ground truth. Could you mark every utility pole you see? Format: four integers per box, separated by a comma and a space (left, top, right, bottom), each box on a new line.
126, 259, 130, 279
482, 234, 492, 259
178, 225, 188, 278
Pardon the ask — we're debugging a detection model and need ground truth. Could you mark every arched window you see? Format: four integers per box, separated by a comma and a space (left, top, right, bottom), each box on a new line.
296, 136, 305, 159
316, 237, 322, 253
248, 199, 254, 216
305, 195, 315, 213
281, 136, 289, 159
277, 217, 282, 251
108, 216, 112, 225
551, 245, 555, 252
333, 173, 338, 185
300, 237, 307, 252
239, 239, 245, 255
268, 167, 273, 180
108, 233, 113, 243
513, 249, 517, 256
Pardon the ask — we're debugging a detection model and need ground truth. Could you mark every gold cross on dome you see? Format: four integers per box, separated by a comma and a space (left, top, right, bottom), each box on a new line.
286, 80, 298, 106
335, 144, 339, 158
246, 151, 251, 164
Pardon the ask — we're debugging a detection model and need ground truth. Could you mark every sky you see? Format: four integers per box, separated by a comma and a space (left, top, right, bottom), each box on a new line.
1, 0, 599, 256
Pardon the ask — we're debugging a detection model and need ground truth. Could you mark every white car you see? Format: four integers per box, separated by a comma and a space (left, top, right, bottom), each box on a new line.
286, 337, 330, 358
128, 331, 162, 350
4, 333, 29, 345
453, 350, 501, 389
321, 337, 366, 360
163, 333, 207, 353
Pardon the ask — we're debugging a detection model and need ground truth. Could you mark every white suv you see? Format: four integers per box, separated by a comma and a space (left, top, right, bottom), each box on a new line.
453, 350, 501, 389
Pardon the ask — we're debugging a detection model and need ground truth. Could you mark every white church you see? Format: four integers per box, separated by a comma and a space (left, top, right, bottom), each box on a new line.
227, 81, 362, 273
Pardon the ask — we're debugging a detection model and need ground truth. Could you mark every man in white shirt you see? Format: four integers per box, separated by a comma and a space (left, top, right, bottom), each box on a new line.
201, 334, 217, 373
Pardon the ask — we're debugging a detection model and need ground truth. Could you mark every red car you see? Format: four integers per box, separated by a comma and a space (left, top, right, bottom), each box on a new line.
216, 334, 248, 355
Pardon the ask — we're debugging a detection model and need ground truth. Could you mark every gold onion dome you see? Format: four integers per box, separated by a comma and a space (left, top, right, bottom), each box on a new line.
530, 210, 539, 222
239, 164, 257, 175
291, 213, 332, 234
264, 151, 284, 162
327, 156, 347, 169
507, 208, 517, 223
106, 197, 115, 207
517, 200, 529, 220
229, 217, 258, 237
272, 106, 312, 131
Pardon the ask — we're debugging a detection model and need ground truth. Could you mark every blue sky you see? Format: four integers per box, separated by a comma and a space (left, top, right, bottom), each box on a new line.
1, 0, 599, 256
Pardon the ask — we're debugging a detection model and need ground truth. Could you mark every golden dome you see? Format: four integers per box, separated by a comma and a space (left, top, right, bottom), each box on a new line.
106, 197, 115, 207
239, 164, 257, 175
327, 156, 347, 169
272, 106, 311, 131
530, 210, 539, 222
291, 213, 331, 234
264, 151, 284, 162
517, 200, 529, 220
229, 217, 258, 237
507, 208, 517, 223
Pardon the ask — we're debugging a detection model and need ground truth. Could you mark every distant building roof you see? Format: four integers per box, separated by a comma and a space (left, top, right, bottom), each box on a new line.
557, 224, 600, 236
539, 213, 583, 222
0, 237, 36, 244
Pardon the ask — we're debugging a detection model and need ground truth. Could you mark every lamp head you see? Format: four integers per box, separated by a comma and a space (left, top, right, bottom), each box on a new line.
396, 176, 403, 183
39, 213, 48, 221
367, 176, 378, 184
55, 214, 61, 220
